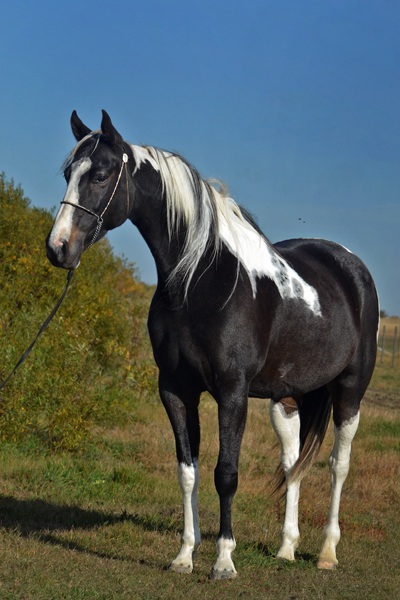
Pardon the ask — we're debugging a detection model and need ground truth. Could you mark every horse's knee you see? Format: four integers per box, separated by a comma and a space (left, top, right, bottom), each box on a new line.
214, 462, 238, 498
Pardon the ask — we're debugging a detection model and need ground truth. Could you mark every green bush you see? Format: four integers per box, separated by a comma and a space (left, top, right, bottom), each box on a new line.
0, 174, 157, 451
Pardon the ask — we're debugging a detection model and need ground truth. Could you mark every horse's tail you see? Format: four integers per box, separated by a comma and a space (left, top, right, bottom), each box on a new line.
272, 386, 332, 495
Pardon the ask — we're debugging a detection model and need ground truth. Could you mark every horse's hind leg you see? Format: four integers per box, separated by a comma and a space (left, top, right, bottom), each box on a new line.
318, 345, 374, 569
159, 374, 201, 574
270, 397, 301, 561
317, 408, 360, 569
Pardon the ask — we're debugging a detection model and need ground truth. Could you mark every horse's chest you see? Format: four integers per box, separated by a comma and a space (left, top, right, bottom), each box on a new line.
148, 310, 212, 379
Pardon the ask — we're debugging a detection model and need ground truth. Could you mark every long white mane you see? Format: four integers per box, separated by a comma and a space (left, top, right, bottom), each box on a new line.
131, 145, 261, 294
130, 145, 321, 315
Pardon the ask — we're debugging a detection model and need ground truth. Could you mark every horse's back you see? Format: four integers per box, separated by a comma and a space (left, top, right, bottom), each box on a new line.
274, 238, 378, 320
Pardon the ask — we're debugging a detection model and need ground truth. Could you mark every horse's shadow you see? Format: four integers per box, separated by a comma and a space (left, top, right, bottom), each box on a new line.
0, 493, 180, 563
0, 495, 317, 566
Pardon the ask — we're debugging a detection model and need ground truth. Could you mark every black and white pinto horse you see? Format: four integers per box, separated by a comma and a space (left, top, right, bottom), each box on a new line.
46, 111, 379, 579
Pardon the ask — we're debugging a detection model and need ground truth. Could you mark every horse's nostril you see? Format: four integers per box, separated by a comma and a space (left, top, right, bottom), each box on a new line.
46, 235, 69, 267
56, 239, 70, 263
59, 239, 68, 257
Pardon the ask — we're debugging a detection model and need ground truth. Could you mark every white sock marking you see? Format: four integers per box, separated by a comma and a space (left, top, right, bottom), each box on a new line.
270, 401, 301, 560
319, 411, 360, 565
170, 461, 200, 571
213, 537, 237, 574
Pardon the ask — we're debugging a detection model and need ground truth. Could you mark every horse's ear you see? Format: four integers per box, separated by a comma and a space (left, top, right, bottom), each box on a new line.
101, 110, 124, 149
71, 110, 92, 141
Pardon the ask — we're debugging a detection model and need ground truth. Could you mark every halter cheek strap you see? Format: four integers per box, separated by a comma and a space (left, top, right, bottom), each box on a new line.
61, 152, 129, 248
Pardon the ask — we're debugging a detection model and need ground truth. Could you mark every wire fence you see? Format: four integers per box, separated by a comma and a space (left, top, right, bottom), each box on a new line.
378, 322, 400, 367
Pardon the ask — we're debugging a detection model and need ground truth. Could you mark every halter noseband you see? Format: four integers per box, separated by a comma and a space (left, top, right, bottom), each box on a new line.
61, 152, 129, 248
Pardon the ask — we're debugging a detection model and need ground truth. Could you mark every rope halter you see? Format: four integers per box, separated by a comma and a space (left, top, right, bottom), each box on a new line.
61, 152, 129, 248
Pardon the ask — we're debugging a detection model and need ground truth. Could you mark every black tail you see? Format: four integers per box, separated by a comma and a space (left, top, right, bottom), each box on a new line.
272, 386, 332, 495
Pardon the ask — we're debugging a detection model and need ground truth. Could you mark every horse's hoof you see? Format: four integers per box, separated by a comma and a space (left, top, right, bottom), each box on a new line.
276, 554, 295, 562
168, 562, 193, 574
317, 559, 338, 570
211, 568, 237, 580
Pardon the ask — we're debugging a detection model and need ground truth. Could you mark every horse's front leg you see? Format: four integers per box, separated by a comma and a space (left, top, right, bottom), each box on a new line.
159, 374, 201, 574
212, 384, 248, 579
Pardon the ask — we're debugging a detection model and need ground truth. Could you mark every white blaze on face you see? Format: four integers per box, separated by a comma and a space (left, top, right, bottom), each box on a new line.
50, 158, 92, 247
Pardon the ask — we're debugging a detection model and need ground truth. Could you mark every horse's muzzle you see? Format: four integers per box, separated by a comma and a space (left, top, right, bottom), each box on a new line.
46, 234, 80, 270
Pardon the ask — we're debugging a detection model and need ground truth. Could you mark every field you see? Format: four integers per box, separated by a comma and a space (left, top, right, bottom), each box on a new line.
378, 316, 400, 368
0, 359, 399, 599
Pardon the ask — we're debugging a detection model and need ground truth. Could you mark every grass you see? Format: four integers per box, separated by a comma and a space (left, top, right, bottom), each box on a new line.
0, 382, 399, 599
367, 351, 400, 405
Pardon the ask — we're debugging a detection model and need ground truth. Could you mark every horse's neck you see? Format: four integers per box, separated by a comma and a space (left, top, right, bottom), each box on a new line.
129, 182, 185, 289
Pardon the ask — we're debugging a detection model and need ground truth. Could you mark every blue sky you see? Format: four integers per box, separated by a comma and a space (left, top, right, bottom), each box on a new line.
1, 0, 399, 315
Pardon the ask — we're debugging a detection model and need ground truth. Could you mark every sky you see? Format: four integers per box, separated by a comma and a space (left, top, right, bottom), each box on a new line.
1, 0, 399, 315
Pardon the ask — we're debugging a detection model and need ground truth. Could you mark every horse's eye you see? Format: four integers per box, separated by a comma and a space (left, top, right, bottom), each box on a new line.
94, 174, 109, 185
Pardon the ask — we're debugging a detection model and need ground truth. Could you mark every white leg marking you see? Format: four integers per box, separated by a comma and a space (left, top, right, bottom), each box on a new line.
212, 537, 237, 579
270, 400, 301, 561
318, 411, 360, 569
169, 460, 200, 573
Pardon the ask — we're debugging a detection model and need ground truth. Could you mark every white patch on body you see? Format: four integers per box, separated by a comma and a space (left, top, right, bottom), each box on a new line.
50, 158, 92, 247
269, 400, 301, 560
318, 411, 360, 567
170, 461, 200, 573
219, 214, 322, 315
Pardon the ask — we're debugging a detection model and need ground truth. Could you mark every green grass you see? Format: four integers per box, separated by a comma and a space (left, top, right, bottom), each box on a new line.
367, 355, 400, 405
0, 393, 399, 599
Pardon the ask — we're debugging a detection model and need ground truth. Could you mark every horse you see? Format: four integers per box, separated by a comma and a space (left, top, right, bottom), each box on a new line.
46, 110, 379, 579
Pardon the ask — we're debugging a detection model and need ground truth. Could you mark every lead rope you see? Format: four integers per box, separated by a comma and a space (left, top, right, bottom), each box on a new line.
0, 269, 74, 391
125, 160, 130, 216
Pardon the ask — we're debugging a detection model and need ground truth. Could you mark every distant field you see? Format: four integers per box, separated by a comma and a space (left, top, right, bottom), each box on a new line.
0, 374, 399, 599
378, 317, 400, 365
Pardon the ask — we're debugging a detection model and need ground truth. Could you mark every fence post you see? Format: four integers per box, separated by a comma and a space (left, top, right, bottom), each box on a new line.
393, 326, 398, 367
380, 325, 386, 363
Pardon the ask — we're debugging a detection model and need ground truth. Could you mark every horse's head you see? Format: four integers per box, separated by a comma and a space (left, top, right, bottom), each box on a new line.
46, 110, 132, 270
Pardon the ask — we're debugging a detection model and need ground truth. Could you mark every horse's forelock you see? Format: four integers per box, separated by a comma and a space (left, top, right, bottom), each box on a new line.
61, 130, 102, 172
